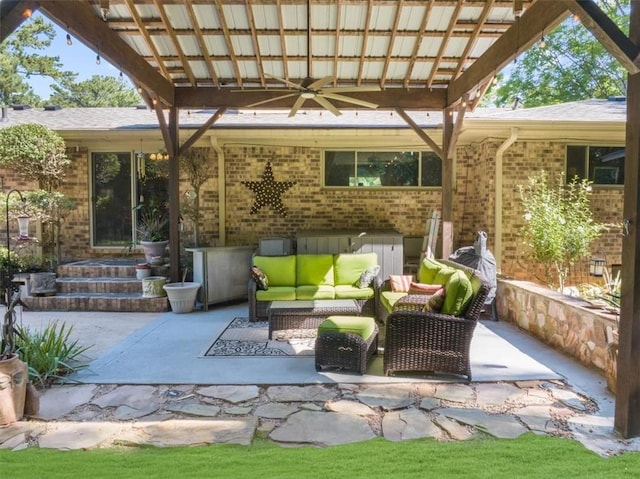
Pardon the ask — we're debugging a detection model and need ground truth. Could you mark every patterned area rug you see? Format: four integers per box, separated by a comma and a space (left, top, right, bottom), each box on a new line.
204, 318, 316, 357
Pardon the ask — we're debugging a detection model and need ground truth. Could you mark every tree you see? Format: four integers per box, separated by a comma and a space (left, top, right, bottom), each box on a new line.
180, 147, 214, 246
485, 0, 629, 108
49, 75, 141, 107
0, 16, 75, 107
518, 171, 605, 292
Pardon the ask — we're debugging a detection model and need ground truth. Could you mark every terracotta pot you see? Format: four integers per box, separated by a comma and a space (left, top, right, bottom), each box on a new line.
0, 354, 28, 425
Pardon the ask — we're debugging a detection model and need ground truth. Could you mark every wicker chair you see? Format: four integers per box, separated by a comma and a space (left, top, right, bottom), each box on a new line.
383, 266, 490, 381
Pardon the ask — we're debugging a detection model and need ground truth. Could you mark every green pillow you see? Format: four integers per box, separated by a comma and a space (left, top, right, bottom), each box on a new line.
253, 255, 296, 287
334, 253, 378, 286
296, 254, 335, 286
441, 270, 474, 316
418, 257, 446, 284
433, 266, 456, 286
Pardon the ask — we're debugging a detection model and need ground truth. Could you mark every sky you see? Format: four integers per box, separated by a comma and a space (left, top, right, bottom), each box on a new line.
25, 11, 134, 100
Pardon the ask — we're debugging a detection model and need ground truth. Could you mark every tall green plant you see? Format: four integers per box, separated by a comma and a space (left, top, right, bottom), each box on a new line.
518, 171, 605, 291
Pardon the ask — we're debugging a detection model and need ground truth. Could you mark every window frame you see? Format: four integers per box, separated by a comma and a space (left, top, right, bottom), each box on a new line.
566, 144, 625, 187
322, 149, 442, 188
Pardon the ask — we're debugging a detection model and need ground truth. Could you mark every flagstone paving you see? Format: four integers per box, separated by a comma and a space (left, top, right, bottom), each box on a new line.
3, 379, 640, 456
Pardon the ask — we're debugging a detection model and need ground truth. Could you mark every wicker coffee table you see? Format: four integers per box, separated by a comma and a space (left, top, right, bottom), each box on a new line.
267, 300, 361, 339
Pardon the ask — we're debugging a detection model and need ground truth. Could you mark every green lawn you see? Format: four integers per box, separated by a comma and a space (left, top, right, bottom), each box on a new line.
1, 434, 639, 478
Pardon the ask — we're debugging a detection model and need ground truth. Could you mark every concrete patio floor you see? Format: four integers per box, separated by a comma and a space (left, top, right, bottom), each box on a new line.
3, 302, 639, 456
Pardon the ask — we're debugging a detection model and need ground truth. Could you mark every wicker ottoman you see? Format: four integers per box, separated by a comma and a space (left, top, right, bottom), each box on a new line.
315, 316, 378, 374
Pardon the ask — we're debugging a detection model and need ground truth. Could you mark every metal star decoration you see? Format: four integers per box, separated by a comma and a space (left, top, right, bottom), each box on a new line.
242, 161, 296, 217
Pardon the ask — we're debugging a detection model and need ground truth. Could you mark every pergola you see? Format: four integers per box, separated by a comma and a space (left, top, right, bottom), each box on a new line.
2, 0, 640, 437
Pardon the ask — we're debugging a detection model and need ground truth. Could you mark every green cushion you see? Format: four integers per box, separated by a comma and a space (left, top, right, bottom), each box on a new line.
256, 286, 296, 301
380, 291, 408, 313
334, 285, 375, 300
441, 270, 474, 316
253, 255, 296, 287
418, 257, 446, 284
333, 253, 378, 286
295, 285, 336, 300
296, 254, 335, 286
433, 266, 457, 286
318, 316, 376, 339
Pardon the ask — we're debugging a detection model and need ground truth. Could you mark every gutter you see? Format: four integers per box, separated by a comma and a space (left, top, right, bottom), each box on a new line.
210, 136, 226, 246
495, 127, 519, 270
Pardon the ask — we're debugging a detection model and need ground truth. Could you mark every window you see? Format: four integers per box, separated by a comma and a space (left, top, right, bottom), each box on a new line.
324, 150, 442, 187
566, 145, 624, 186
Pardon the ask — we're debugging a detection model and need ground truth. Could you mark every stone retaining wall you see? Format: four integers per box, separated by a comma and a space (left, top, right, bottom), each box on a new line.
495, 278, 618, 375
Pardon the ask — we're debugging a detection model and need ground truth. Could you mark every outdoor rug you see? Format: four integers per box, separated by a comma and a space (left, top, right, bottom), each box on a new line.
204, 318, 316, 357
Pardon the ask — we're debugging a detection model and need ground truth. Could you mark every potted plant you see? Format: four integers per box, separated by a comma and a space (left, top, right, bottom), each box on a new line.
163, 268, 200, 313
0, 292, 28, 424
135, 205, 169, 263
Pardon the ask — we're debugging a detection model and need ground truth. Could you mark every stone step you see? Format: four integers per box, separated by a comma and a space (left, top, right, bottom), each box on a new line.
22, 293, 168, 312
56, 277, 144, 294
57, 260, 169, 279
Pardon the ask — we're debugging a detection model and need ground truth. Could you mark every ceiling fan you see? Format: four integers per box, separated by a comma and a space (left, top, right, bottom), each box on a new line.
241, 75, 381, 117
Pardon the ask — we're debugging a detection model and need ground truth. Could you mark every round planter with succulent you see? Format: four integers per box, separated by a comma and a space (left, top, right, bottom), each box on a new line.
135, 205, 169, 264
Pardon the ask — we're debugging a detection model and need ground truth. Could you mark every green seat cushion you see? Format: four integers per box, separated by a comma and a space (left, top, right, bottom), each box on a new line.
253, 255, 296, 287
318, 316, 376, 339
418, 257, 446, 284
433, 266, 457, 286
256, 287, 296, 301
380, 290, 408, 313
296, 254, 335, 286
334, 253, 378, 286
295, 285, 336, 300
441, 270, 474, 316
334, 285, 375, 300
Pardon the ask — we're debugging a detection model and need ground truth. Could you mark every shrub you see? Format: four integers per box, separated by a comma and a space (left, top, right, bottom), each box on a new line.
15, 322, 90, 388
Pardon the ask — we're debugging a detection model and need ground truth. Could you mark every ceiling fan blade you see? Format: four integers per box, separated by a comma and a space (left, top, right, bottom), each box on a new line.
307, 76, 335, 89
246, 93, 298, 108
321, 92, 378, 109
313, 95, 342, 116
322, 86, 381, 93
264, 73, 303, 90
288, 96, 307, 117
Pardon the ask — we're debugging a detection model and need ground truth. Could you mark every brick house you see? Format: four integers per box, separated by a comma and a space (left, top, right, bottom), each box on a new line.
0, 98, 625, 281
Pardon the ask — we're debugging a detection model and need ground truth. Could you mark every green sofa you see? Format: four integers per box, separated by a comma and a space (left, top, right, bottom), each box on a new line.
248, 253, 379, 321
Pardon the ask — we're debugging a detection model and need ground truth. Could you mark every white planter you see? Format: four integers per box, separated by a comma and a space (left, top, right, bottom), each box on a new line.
142, 276, 167, 298
135, 267, 151, 280
163, 282, 201, 313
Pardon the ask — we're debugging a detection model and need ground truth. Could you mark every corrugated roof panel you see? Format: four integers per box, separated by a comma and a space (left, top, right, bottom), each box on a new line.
231, 35, 255, 56
444, 38, 468, 57
237, 61, 259, 80
391, 36, 414, 57
178, 36, 201, 56
223, 4, 250, 30
152, 36, 177, 56
367, 36, 389, 57
121, 35, 152, 57
250, 4, 278, 29
287, 61, 306, 79
312, 61, 334, 78
312, 4, 336, 29
337, 61, 360, 80
131, 3, 155, 21
370, 5, 396, 30
412, 62, 434, 81
428, 6, 455, 31
189, 61, 209, 79
458, 5, 485, 23
312, 36, 335, 57
340, 37, 363, 57
191, 4, 220, 29
341, 5, 367, 30
281, 3, 306, 29
362, 61, 384, 80
257, 35, 281, 56
386, 62, 409, 81
471, 37, 496, 58
285, 35, 307, 56
418, 37, 442, 57
398, 4, 427, 31
163, 4, 190, 29
105, 3, 129, 20
203, 36, 229, 56
487, 6, 517, 23
215, 62, 235, 79
262, 61, 285, 78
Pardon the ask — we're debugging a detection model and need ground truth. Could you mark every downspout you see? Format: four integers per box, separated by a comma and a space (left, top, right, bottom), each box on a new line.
210, 136, 226, 246
494, 127, 519, 271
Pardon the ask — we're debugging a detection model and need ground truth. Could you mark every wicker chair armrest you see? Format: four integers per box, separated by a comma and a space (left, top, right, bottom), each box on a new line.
386, 310, 476, 336
380, 279, 392, 293
392, 294, 433, 313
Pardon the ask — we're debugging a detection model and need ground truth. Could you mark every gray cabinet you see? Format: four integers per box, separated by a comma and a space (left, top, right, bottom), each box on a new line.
187, 246, 255, 309
296, 230, 403, 281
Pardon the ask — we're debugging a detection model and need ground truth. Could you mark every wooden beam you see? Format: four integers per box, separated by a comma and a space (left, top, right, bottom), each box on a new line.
452, 0, 494, 79
178, 108, 228, 157
380, 0, 404, 88
615, 0, 640, 439
154, 0, 196, 86
175, 88, 447, 110
214, 0, 243, 87
245, 0, 265, 87
394, 108, 444, 160
356, 0, 373, 87
333, 0, 342, 84
0, 1, 39, 44
448, 94, 468, 154
447, 1, 569, 106
561, 0, 640, 74
167, 107, 181, 283
404, 2, 433, 89
441, 107, 454, 259
276, 0, 289, 81
154, 102, 174, 156
40, 1, 174, 106
427, 0, 463, 88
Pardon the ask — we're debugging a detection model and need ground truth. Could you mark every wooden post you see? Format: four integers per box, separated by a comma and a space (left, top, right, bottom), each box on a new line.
168, 107, 180, 283
615, 1, 640, 438
441, 107, 454, 259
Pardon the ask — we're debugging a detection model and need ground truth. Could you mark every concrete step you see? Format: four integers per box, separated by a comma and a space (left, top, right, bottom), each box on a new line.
57, 260, 169, 279
22, 292, 168, 312
56, 277, 143, 294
